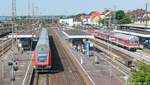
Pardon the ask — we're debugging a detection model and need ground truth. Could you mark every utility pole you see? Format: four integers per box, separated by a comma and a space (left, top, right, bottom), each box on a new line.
28, 0, 31, 25
12, 0, 16, 46
113, 5, 117, 29
145, 3, 148, 27
28, 0, 30, 17
12, 0, 16, 19
12, 0, 17, 48
32, 3, 35, 24
11, 0, 16, 85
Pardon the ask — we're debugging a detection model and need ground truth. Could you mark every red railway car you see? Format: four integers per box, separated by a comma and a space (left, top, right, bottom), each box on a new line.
88, 29, 143, 51
33, 28, 52, 71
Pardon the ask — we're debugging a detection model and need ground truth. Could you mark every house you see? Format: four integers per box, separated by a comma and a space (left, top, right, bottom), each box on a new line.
80, 10, 112, 25
59, 18, 74, 26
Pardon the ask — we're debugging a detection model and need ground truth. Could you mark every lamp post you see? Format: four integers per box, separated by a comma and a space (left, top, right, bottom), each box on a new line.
80, 56, 83, 64
2, 61, 4, 79
8, 59, 18, 85
109, 66, 112, 85
94, 40, 99, 64
86, 39, 90, 57
123, 75, 128, 85
0, 60, 4, 79
107, 26, 113, 85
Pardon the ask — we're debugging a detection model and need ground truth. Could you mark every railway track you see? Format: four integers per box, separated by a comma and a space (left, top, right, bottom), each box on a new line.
93, 38, 150, 64
92, 39, 134, 65
0, 38, 12, 57
30, 28, 87, 85
91, 39, 134, 76
94, 51, 131, 76
31, 71, 51, 85
94, 39, 150, 64
52, 29, 86, 85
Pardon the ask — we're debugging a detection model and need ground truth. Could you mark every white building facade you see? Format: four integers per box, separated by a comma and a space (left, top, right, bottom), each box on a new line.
59, 18, 74, 26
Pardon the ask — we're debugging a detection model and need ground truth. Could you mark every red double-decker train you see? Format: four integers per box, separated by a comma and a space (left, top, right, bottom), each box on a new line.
33, 28, 52, 71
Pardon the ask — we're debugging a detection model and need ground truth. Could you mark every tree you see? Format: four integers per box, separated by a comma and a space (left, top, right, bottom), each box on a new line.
130, 63, 150, 85
115, 10, 125, 21
121, 16, 131, 24
144, 16, 150, 21
73, 13, 87, 21
115, 10, 131, 24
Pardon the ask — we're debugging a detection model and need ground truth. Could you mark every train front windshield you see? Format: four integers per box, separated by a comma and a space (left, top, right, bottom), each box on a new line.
129, 37, 139, 44
38, 56, 47, 63
36, 45, 49, 63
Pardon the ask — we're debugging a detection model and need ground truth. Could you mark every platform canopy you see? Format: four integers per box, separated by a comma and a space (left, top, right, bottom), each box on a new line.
8, 34, 36, 38
62, 30, 94, 39
114, 30, 150, 38
121, 24, 150, 29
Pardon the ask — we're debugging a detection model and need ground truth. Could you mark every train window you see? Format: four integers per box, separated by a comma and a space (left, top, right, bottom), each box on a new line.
38, 56, 47, 63
128, 40, 133, 44
37, 45, 48, 54
41, 48, 44, 51
135, 41, 139, 44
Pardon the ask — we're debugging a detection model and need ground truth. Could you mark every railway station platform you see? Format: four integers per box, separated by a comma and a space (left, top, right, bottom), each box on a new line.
62, 29, 94, 39
0, 45, 33, 85
7, 27, 41, 39
62, 29, 94, 46
7, 28, 41, 50
58, 30, 126, 85
120, 24, 150, 30
8, 34, 36, 38
62, 29, 94, 56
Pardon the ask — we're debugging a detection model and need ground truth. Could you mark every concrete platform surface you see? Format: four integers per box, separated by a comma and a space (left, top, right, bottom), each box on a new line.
0, 50, 33, 85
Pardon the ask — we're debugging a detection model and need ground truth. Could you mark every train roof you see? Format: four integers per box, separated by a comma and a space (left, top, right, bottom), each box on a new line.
90, 29, 139, 40
36, 28, 49, 46
93, 29, 138, 40
112, 32, 139, 40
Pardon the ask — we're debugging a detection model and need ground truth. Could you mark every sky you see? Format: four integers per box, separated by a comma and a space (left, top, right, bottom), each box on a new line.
0, 0, 150, 16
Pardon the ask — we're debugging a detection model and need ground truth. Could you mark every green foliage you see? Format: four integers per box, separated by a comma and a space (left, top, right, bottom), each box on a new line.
69, 13, 87, 21
99, 18, 104, 24
16, 19, 32, 25
76, 13, 87, 17
120, 15, 131, 24
115, 10, 125, 21
144, 16, 150, 21
130, 63, 150, 85
115, 10, 131, 24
